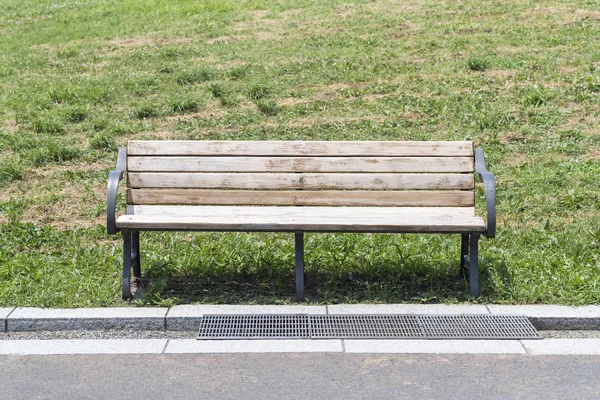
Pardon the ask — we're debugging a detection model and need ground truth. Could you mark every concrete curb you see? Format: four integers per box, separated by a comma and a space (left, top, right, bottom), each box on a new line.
1, 304, 599, 332
6, 307, 168, 332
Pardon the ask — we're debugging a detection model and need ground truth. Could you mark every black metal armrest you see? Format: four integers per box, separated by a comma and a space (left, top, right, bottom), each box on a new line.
474, 148, 496, 238
107, 147, 127, 235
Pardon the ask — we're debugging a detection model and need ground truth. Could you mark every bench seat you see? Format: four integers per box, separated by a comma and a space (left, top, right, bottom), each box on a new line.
116, 205, 486, 233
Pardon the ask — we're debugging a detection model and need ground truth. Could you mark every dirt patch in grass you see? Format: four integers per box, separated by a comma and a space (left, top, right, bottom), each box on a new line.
497, 45, 523, 55
317, 83, 355, 91
305, 83, 356, 98
558, 65, 580, 74
363, 0, 424, 15
560, 113, 600, 135
402, 111, 423, 122
278, 97, 309, 107
255, 31, 277, 40
486, 69, 515, 80
280, 8, 303, 17
584, 150, 600, 160
521, 6, 574, 24
521, 6, 600, 26
232, 8, 297, 35
104, 36, 195, 48
231, 6, 357, 41
363, 94, 389, 102
125, 130, 186, 141
585, 127, 600, 136
335, 5, 356, 18
2, 118, 19, 133
6, 175, 107, 228
166, 108, 224, 122
575, 9, 600, 20
38, 162, 109, 177
0, 162, 108, 205
207, 31, 278, 43
206, 35, 247, 44
499, 132, 527, 145
251, 10, 270, 19
289, 115, 387, 128
22, 196, 104, 228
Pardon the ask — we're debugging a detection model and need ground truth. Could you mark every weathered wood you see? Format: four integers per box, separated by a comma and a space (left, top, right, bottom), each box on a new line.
130, 205, 477, 217
128, 140, 474, 157
116, 212, 486, 233
127, 189, 476, 207
128, 173, 475, 190
127, 156, 474, 173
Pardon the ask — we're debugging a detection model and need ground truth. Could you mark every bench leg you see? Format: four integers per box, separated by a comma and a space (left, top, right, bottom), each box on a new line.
460, 233, 469, 275
295, 231, 304, 302
469, 233, 481, 297
122, 229, 133, 299
131, 231, 141, 280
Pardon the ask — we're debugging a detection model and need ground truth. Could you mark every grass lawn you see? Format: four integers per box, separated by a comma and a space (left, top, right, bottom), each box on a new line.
0, 0, 599, 307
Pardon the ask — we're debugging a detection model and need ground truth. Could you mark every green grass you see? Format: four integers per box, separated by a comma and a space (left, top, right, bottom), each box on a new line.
0, 0, 599, 307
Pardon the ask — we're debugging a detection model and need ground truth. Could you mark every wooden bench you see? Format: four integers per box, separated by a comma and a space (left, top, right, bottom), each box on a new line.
107, 140, 496, 301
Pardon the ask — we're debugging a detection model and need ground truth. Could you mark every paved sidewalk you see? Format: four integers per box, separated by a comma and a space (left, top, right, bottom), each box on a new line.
2, 337, 600, 355
1, 304, 600, 355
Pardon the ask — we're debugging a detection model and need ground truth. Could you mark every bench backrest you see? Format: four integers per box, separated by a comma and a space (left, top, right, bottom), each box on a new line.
126, 140, 475, 207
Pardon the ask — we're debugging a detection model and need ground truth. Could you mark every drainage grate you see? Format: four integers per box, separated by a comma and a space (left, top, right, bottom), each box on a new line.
197, 314, 540, 340
310, 315, 424, 339
197, 314, 310, 339
420, 315, 539, 339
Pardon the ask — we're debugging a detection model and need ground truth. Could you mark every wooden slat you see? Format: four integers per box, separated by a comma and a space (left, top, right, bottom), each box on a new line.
128, 140, 474, 157
127, 189, 475, 207
116, 211, 486, 233
130, 205, 477, 217
128, 173, 475, 190
127, 156, 474, 173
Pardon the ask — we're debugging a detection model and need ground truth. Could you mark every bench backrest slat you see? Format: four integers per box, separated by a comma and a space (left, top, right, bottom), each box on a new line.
128, 172, 474, 190
127, 189, 474, 207
128, 156, 473, 173
128, 140, 473, 157
125, 140, 476, 207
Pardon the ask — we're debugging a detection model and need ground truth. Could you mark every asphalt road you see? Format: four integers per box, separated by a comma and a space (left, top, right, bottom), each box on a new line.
1, 353, 599, 399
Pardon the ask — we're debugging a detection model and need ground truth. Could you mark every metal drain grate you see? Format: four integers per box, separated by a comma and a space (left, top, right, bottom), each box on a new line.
197, 314, 540, 340
197, 314, 310, 339
420, 315, 539, 339
310, 315, 423, 339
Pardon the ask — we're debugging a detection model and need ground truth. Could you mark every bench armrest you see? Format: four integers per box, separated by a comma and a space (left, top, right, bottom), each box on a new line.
475, 147, 496, 238
107, 147, 127, 235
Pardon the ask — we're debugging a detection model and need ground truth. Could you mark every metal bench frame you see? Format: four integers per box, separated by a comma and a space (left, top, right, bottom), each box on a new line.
107, 144, 496, 301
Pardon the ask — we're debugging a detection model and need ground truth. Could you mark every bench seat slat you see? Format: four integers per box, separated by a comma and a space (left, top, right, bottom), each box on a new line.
127, 189, 475, 207
128, 140, 473, 157
128, 173, 474, 190
116, 206, 485, 232
127, 156, 474, 173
